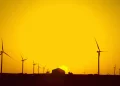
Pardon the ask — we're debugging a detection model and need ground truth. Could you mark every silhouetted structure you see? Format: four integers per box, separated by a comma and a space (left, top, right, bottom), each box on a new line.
52, 68, 65, 75
95, 38, 105, 75
21, 56, 27, 74
68, 72, 73, 75
33, 61, 36, 74
114, 65, 116, 75
38, 64, 40, 74
0, 39, 12, 74
43, 66, 46, 74
119, 69, 120, 75
46, 70, 50, 74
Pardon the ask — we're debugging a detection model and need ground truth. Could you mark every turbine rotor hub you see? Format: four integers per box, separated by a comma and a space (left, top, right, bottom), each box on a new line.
1, 51, 3, 53
97, 51, 100, 53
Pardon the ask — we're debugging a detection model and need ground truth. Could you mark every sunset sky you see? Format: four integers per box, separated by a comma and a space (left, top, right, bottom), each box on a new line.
0, 0, 120, 74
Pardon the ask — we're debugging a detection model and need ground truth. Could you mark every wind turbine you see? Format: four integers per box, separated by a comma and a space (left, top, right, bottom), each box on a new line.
33, 61, 36, 74
38, 64, 40, 74
95, 38, 105, 75
119, 69, 120, 75
114, 65, 116, 75
21, 55, 27, 74
84, 71, 85, 75
43, 65, 46, 74
0, 39, 12, 74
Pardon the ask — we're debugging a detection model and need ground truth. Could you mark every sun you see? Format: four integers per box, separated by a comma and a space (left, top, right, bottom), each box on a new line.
58, 65, 69, 73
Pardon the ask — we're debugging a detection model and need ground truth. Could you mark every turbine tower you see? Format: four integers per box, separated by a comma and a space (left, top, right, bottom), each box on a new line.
95, 38, 104, 75
0, 39, 12, 74
119, 69, 120, 75
33, 61, 36, 74
21, 56, 27, 74
114, 65, 116, 75
38, 64, 40, 74
43, 65, 46, 74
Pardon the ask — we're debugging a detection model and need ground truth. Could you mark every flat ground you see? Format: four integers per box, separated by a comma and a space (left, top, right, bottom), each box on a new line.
0, 74, 120, 86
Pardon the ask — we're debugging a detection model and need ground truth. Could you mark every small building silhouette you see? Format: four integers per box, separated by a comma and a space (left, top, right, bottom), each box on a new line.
46, 71, 50, 74
52, 68, 65, 75
68, 72, 73, 75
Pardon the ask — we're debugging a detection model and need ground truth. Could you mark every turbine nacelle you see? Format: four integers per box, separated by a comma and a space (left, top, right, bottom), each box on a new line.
33, 64, 36, 65
21, 59, 27, 61
33, 61, 37, 66
1, 51, 3, 53
21, 55, 27, 62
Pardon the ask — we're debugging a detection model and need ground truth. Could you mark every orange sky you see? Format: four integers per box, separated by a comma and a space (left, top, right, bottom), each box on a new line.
0, 0, 120, 74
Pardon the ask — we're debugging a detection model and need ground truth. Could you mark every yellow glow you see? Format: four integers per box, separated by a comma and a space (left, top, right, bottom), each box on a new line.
0, 0, 120, 74
59, 65, 69, 73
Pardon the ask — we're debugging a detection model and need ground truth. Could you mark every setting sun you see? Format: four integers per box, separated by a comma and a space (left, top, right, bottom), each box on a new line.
59, 65, 69, 73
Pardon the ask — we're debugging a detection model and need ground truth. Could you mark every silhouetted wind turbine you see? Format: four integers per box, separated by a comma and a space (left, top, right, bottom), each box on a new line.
95, 38, 105, 75
43, 65, 46, 74
114, 65, 116, 75
119, 69, 120, 75
0, 39, 12, 74
33, 61, 36, 74
38, 64, 40, 74
21, 56, 27, 74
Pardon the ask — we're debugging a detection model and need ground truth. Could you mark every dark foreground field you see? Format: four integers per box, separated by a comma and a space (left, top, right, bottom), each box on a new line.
0, 74, 120, 86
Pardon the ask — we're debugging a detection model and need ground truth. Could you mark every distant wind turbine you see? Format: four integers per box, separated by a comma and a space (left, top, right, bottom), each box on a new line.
0, 39, 12, 74
21, 55, 27, 74
119, 69, 120, 75
38, 64, 40, 74
95, 38, 105, 75
114, 65, 116, 75
33, 61, 36, 74
43, 65, 46, 74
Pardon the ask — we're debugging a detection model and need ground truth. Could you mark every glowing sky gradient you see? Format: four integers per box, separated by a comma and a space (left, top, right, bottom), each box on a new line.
0, 0, 120, 74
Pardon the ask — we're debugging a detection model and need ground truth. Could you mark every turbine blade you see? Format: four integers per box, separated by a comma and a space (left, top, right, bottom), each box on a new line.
44, 65, 46, 69
3, 52, 19, 62
3, 52, 12, 58
100, 51, 107, 52
1, 39, 4, 51
21, 55, 23, 60
24, 59, 27, 61
94, 38, 100, 51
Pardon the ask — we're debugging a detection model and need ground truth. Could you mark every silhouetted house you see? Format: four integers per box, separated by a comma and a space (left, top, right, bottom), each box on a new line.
52, 68, 65, 75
